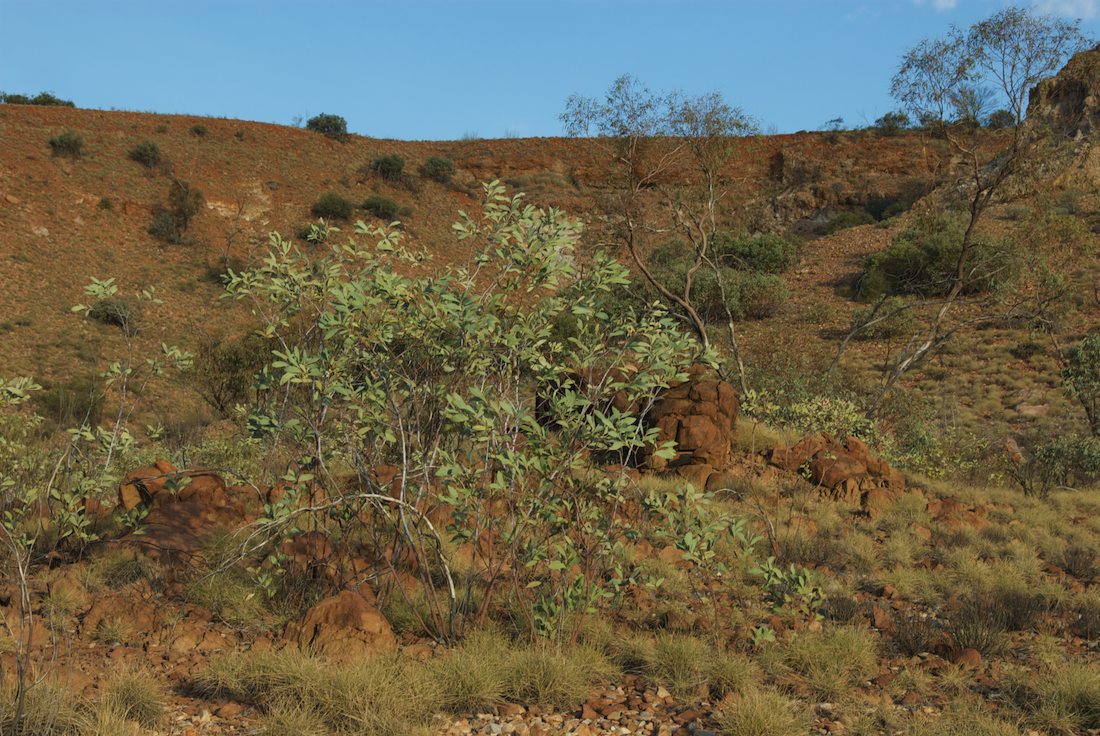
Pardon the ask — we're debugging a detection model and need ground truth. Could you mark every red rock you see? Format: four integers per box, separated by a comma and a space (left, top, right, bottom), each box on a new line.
285, 588, 396, 662
118, 459, 178, 510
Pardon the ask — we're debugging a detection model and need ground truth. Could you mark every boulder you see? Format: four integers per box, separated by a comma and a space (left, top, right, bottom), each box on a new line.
285, 588, 396, 662
766, 434, 906, 513
641, 369, 739, 488
118, 463, 252, 562
118, 459, 178, 511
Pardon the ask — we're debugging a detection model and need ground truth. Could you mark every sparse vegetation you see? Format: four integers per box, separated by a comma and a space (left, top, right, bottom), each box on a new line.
1, 91, 74, 106
1, 6, 1099, 735
419, 155, 455, 183
48, 130, 83, 158
360, 194, 401, 220
305, 113, 347, 139
311, 192, 354, 220
371, 154, 406, 182
127, 140, 161, 169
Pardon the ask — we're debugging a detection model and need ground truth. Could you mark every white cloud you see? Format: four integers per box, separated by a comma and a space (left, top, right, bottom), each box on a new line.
1033, 0, 1098, 19
914, 0, 958, 11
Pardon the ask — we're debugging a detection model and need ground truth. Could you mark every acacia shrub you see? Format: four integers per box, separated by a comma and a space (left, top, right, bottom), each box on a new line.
225, 181, 710, 643
858, 214, 1016, 300
419, 156, 456, 183
311, 192, 354, 220
48, 130, 83, 158
713, 233, 798, 274
128, 141, 161, 169
361, 195, 401, 220
305, 113, 347, 139
648, 240, 789, 322
371, 154, 405, 182
2, 91, 74, 106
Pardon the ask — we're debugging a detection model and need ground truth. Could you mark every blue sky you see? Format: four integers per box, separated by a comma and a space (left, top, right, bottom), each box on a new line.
2, 0, 1097, 140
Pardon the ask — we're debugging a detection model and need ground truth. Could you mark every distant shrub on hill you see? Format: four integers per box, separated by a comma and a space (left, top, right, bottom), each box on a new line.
419, 156, 455, 184
150, 179, 204, 243
48, 130, 83, 158
825, 210, 875, 234
986, 109, 1015, 130
311, 192, 354, 220
713, 233, 798, 274
128, 141, 162, 169
371, 155, 406, 183
858, 215, 1016, 300
190, 124, 208, 137
873, 111, 910, 135
361, 195, 401, 220
305, 113, 347, 139
649, 242, 788, 321
88, 298, 138, 332
1, 91, 74, 107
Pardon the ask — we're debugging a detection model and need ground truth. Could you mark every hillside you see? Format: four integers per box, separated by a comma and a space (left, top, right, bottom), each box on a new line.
1, 101, 1095, 453
1, 45, 1100, 736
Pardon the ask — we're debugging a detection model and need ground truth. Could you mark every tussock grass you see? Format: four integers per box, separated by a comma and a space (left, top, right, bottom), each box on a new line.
1010, 662, 1100, 732
197, 649, 440, 736
101, 666, 165, 728
433, 629, 509, 712
0, 682, 86, 735
915, 705, 1027, 736
502, 645, 615, 710
650, 634, 710, 698
185, 568, 275, 631
88, 550, 156, 590
762, 625, 878, 700
718, 688, 809, 736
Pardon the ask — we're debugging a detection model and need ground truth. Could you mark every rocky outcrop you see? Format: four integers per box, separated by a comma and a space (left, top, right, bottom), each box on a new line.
766, 434, 905, 515
641, 369, 739, 490
1028, 43, 1100, 140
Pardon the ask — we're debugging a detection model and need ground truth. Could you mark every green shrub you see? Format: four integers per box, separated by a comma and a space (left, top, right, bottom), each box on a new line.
859, 215, 1015, 300
48, 130, 83, 158
190, 123, 208, 137
192, 333, 269, 416
849, 297, 915, 339
311, 192, 354, 220
714, 233, 798, 273
128, 141, 161, 168
419, 156, 456, 183
1063, 334, 1100, 437
371, 154, 406, 182
148, 211, 182, 243
305, 113, 347, 139
361, 195, 401, 220
88, 298, 137, 331
874, 111, 910, 135
649, 243, 788, 322
151, 178, 205, 242
825, 210, 875, 234
986, 109, 1015, 129
1, 91, 74, 106
1008, 435, 1100, 497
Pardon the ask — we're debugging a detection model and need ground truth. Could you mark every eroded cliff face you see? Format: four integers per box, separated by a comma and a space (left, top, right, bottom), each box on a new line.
1028, 43, 1100, 140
